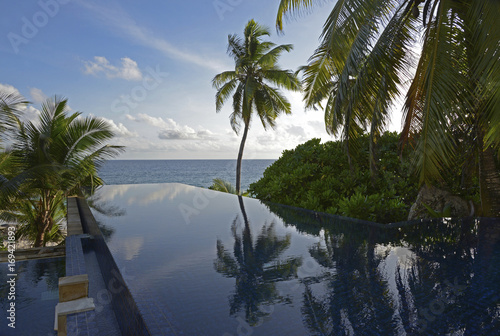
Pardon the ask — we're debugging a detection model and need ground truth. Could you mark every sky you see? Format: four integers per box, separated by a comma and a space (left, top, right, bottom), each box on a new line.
1, 0, 403, 160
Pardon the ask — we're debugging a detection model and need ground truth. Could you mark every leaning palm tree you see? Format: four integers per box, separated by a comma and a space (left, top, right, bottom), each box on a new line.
212, 19, 300, 194
0, 96, 123, 246
276, 0, 500, 215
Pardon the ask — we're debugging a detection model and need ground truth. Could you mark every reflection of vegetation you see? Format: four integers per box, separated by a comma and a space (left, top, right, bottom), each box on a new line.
86, 190, 125, 241
214, 196, 302, 325
303, 227, 396, 335
260, 203, 500, 334
0, 257, 65, 306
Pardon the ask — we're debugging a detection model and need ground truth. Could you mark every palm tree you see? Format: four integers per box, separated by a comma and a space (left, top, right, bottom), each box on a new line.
276, 0, 500, 215
0, 96, 123, 246
212, 19, 300, 194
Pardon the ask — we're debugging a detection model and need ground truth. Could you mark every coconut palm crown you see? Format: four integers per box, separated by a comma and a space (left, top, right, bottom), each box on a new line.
212, 19, 300, 194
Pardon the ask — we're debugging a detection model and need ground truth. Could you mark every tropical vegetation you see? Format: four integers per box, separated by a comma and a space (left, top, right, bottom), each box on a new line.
250, 132, 419, 223
212, 19, 300, 195
0, 94, 122, 247
208, 177, 249, 196
275, 0, 500, 216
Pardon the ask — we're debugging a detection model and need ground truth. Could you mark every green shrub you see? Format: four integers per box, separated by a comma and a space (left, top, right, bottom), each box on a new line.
249, 132, 419, 223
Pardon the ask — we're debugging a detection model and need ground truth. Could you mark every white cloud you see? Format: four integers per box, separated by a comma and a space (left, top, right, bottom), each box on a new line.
285, 125, 307, 139
158, 129, 216, 141
75, 1, 225, 72
0, 83, 41, 123
126, 113, 218, 141
29, 87, 47, 104
126, 113, 177, 129
101, 117, 138, 138
0, 83, 20, 96
83, 56, 143, 81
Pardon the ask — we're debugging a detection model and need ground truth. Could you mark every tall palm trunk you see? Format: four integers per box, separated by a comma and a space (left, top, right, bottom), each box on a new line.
236, 122, 249, 195
369, 116, 379, 184
479, 146, 500, 217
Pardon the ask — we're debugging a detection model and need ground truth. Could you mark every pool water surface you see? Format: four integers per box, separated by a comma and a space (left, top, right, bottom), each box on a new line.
89, 183, 500, 335
0, 257, 65, 336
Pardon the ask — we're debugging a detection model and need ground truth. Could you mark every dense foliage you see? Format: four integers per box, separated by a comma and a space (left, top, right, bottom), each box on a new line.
249, 132, 419, 223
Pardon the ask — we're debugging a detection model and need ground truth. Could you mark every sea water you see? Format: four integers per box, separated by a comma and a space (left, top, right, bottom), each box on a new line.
98, 159, 275, 190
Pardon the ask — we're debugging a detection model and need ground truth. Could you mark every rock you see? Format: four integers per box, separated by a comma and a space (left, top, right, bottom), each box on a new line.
408, 185, 470, 220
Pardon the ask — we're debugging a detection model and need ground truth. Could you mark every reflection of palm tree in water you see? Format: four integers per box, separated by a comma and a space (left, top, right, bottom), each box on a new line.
85, 190, 126, 241
302, 227, 396, 335
214, 196, 302, 326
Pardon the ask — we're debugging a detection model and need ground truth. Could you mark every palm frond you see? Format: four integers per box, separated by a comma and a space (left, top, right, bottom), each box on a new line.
276, 0, 323, 31
215, 79, 238, 113
212, 71, 238, 89
209, 178, 238, 194
62, 116, 120, 165
0, 90, 28, 142
227, 34, 245, 60
404, 1, 467, 184
258, 44, 294, 68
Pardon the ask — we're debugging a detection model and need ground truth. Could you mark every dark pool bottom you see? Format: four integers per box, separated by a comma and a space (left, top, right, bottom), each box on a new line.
0, 257, 65, 336
86, 183, 499, 336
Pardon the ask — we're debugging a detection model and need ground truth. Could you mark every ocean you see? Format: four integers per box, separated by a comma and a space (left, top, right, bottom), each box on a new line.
98, 159, 275, 190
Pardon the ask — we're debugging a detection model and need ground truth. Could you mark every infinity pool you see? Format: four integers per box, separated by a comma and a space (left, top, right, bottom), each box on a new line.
89, 183, 500, 335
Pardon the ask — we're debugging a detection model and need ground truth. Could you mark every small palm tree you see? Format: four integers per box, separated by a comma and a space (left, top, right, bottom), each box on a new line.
0, 96, 123, 246
212, 19, 300, 195
208, 178, 250, 196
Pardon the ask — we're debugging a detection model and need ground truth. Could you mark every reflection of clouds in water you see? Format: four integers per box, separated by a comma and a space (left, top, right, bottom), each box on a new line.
124, 247, 214, 289
377, 244, 418, 330
127, 183, 196, 205
375, 244, 415, 268
93, 185, 133, 202
394, 246, 415, 266
92, 183, 200, 206
113, 236, 145, 261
